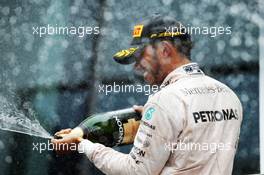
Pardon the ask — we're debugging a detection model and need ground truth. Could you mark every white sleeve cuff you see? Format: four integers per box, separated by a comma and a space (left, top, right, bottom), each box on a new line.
78, 139, 99, 160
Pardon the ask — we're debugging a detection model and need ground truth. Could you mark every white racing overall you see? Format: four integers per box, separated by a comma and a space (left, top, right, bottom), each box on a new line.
78, 63, 243, 175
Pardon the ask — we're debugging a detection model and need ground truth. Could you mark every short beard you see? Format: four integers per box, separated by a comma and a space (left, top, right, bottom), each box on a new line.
149, 48, 164, 85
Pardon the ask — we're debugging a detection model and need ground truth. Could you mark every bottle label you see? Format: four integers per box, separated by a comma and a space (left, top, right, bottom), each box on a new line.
114, 116, 140, 145
122, 118, 140, 144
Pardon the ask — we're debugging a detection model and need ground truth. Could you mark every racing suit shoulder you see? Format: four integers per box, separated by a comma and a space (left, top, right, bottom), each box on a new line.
155, 74, 243, 175
146, 84, 186, 135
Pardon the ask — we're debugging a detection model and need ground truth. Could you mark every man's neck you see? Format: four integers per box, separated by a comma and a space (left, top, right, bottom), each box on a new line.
166, 57, 191, 75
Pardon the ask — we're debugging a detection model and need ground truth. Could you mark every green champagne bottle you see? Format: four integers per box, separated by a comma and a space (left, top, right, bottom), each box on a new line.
77, 108, 141, 147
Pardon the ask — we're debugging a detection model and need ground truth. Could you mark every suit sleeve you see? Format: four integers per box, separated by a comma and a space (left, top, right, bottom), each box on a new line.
78, 102, 183, 175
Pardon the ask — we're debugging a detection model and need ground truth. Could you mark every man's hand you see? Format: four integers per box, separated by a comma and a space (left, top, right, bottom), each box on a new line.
51, 127, 84, 154
133, 105, 144, 115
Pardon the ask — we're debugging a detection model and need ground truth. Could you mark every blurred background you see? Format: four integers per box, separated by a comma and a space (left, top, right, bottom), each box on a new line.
0, 0, 262, 174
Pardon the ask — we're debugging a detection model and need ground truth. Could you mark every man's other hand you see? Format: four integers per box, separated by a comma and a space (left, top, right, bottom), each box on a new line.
133, 105, 144, 115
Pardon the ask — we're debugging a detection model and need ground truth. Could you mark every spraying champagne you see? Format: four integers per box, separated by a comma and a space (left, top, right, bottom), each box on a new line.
54, 107, 142, 147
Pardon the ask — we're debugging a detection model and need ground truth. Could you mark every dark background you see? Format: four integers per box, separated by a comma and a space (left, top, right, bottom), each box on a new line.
0, 0, 261, 174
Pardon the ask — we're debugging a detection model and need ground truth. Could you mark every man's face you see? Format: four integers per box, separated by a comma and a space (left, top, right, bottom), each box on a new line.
133, 44, 164, 85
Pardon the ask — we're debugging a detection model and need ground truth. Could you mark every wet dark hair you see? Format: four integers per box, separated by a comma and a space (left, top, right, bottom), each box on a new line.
151, 37, 193, 60
171, 37, 193, 60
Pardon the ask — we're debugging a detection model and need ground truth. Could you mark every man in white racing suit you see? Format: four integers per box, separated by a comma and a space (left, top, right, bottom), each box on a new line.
52, 15, 243, 175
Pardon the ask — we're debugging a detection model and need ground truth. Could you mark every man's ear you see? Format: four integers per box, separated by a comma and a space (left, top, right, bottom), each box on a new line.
161, 41, 174, 58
